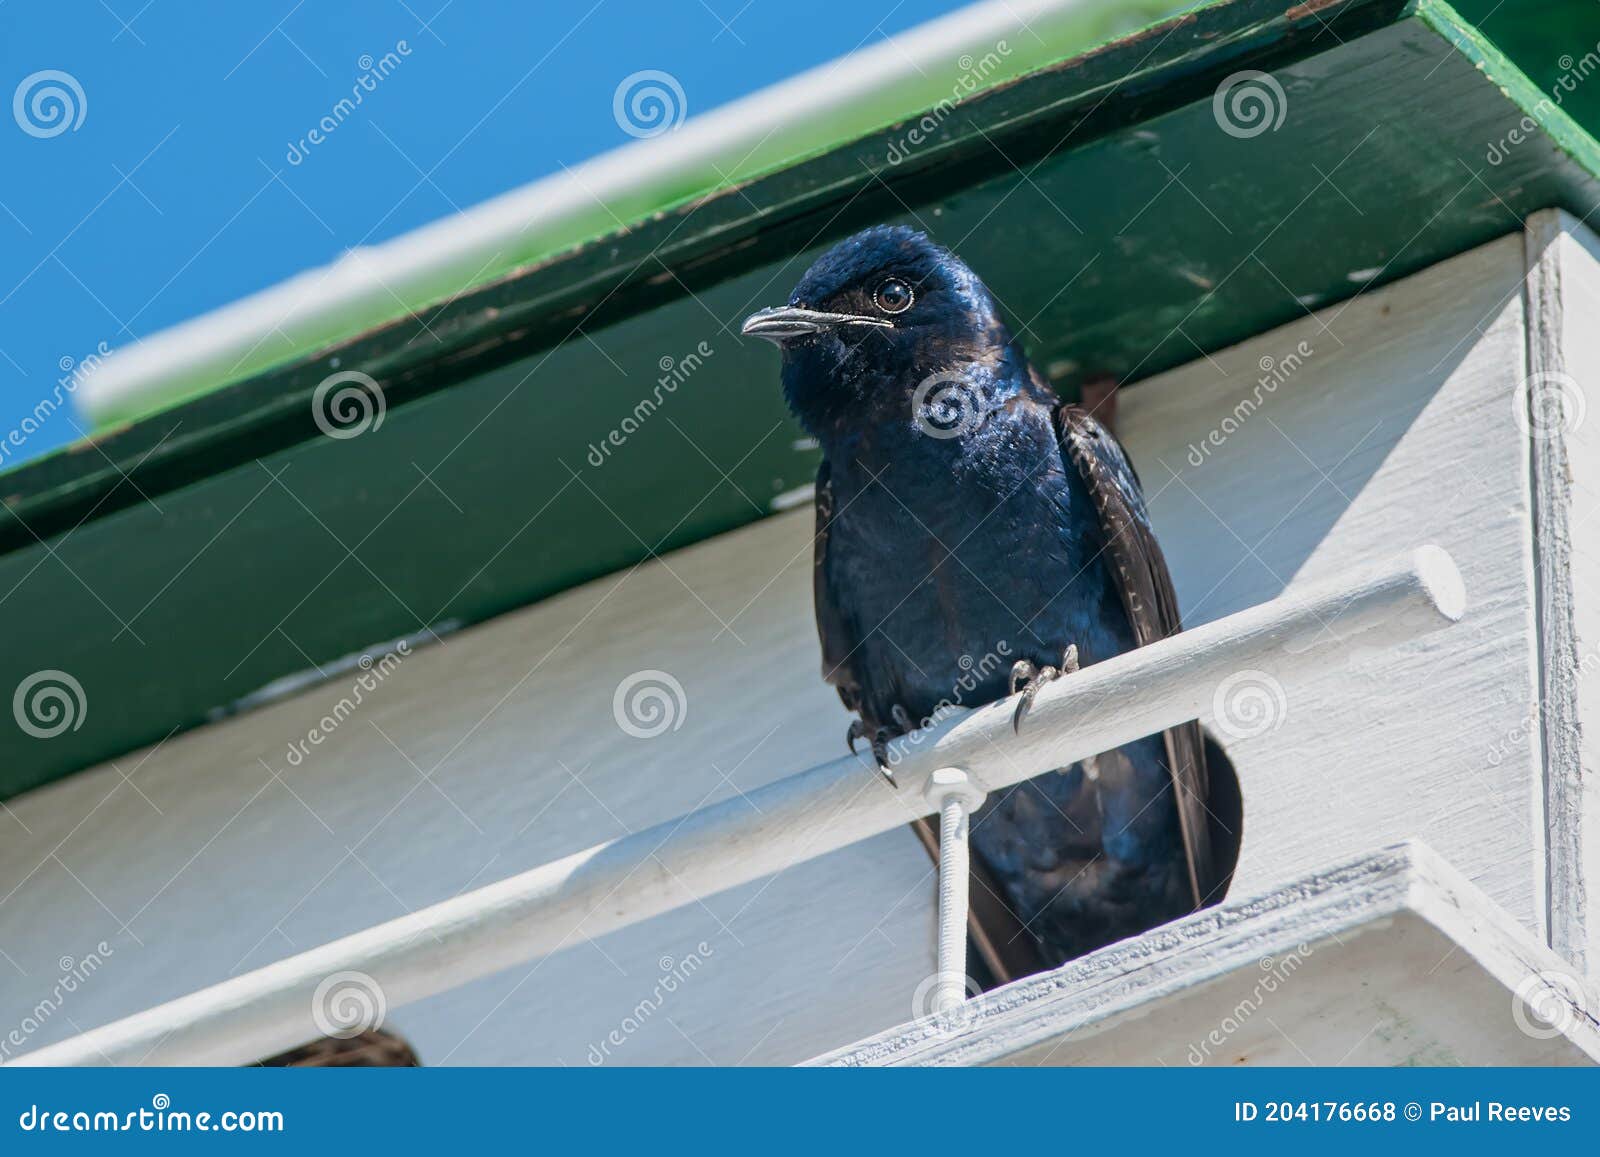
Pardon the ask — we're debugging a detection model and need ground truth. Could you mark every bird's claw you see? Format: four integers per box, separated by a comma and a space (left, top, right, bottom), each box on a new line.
846, 719, 897, 785
1010, 661, 1057, 732
1010, 646, 1079, 733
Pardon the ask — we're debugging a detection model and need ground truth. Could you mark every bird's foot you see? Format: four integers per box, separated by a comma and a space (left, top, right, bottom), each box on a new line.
1010, 645, 1079, 733
846, 719, 897, 785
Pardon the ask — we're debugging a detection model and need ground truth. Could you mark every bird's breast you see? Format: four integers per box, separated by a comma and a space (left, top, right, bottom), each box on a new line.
823, 418, 1129, 722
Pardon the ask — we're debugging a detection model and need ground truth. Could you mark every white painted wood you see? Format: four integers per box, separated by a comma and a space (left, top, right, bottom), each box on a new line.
10, 549, 1462, 1066
1523, 209, 1600, 975
814, 841, 1600, 1067
0, 511, 945, 1067
1116, 234, 1546, 937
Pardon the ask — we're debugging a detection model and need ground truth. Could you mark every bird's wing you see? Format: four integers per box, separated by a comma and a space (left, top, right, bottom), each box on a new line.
1055, 403, 1215, 910
813, 459, 865, 716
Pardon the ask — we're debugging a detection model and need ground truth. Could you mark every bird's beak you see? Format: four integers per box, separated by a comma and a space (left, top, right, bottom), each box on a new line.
740, 306, 892, 344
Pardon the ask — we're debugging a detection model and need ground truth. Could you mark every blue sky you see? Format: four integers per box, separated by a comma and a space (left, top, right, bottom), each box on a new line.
0, 0, 968, 467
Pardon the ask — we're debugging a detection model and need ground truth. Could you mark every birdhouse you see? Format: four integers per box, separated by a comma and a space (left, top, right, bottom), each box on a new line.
4, 0, 1600, 1068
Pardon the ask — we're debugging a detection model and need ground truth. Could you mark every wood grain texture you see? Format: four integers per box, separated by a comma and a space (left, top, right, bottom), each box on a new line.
1115, 233, 1544, 933
814, 842, 1600, 1067
1525, 209, 1600, 974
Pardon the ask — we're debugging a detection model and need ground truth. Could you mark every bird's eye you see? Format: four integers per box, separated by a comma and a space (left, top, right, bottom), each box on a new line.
874, 278, 914, 315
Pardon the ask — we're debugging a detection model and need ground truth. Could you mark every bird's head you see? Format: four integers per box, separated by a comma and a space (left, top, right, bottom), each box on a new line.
742, 225, 1024, 438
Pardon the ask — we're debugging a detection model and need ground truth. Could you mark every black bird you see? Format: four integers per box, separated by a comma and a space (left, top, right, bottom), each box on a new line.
743, 225, 1220, 973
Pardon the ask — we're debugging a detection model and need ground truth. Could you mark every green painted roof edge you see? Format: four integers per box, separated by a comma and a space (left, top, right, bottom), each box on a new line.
1, 0, 1421, 555
70, 0, 1202, 433
1421, 0, 1600, 179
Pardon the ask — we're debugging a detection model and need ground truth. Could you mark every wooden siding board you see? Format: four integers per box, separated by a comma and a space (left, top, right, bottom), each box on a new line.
0, 511, 940, 1066
1117, 233, 1542, 929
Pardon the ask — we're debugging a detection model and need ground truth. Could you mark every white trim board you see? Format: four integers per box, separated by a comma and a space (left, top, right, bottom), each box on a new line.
812, 841, 1600, 1067
1524, 209, 1600, 974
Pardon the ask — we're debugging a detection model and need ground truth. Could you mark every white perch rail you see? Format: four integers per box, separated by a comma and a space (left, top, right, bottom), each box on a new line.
11, 546, 1466, 1066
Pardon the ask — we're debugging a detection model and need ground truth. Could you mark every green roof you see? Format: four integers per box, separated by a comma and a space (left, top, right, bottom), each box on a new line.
72, 0, 1202, 430
3, 0, 1599, 799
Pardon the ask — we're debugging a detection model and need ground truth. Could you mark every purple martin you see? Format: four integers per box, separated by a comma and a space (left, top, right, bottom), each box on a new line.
743, 225, 1224, 974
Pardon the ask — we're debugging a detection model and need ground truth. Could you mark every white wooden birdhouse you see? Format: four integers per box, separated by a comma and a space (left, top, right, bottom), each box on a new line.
3, 0, 1600, 1068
